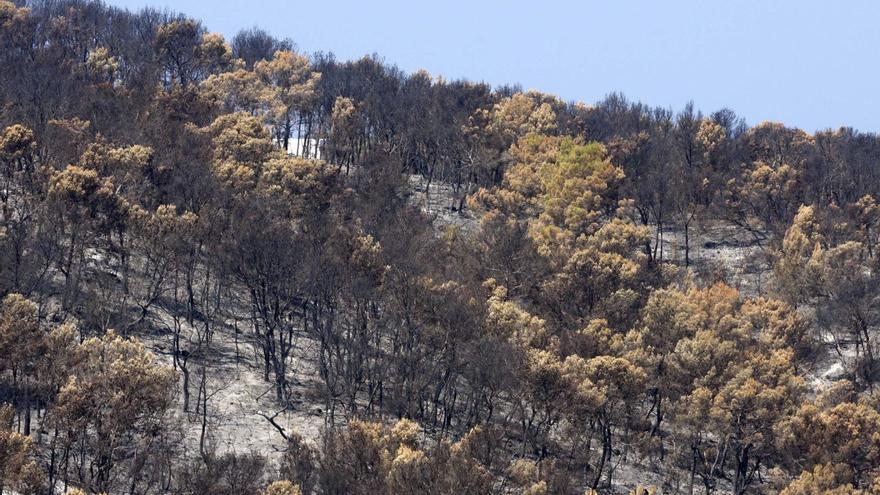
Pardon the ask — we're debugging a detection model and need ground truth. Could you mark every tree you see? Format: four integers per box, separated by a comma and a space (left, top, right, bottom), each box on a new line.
563, 355, 646, 489
50, 331, 176, 493
627, 287, 700, 437
201, 68, 276, 117
232, 27, 294, 69
0, 294, 44, 435
279, 433, 316, 495
0, 405, 43, 495
316, 419, 491, 495
776, 203, 880, 385
0, 124, 36, 202
47, 165, 129, 307
726, 122, 814, 240
179, 451, 267, 495
254, 50, 320, 152
778, 400, 880, 489
780, 463, 875, 495
200, 111, 276, 191
635, 283, 810, 494
465, 91, 559, 184
471, 135, 652, 328
262, 480, 302, 495
155, 21, 232, 88
317, 419, 387, 495
707, 349, 804, 495
327, 96, 360, 169
671, 106, 727, 266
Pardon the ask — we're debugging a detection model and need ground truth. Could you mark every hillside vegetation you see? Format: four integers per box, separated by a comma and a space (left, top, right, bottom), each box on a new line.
1, 1, 880, 494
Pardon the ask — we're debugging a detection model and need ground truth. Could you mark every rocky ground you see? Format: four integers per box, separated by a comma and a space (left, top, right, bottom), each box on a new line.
136, 307, 326, 462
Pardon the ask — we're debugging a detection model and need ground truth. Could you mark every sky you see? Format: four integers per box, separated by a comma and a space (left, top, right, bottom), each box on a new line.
103, 0, 880, 133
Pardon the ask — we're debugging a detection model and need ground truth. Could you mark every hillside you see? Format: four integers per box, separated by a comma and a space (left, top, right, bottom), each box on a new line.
1, 1, 880, 495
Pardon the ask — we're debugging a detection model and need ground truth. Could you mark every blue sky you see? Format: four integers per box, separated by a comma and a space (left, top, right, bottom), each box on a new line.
104, 0, 879, 133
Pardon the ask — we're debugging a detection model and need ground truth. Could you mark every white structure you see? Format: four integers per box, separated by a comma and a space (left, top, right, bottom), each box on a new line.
285, 137, 324, 160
